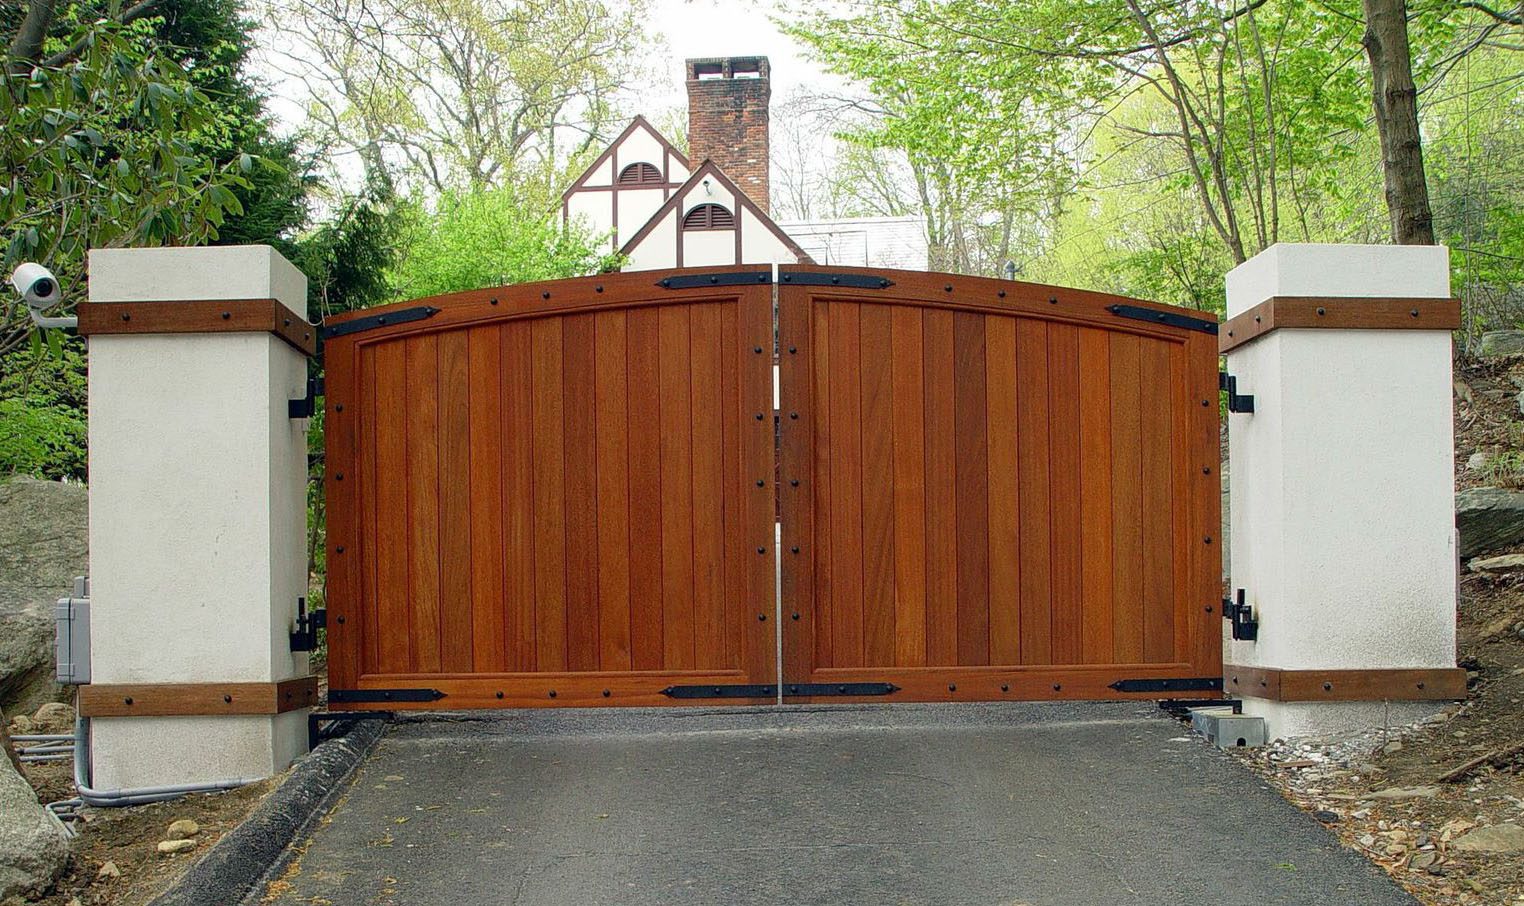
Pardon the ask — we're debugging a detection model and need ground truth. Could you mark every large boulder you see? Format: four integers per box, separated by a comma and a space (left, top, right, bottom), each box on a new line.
1480, 330, 1524, 357
1457, 487, 1524, 558
0, 477, 87, 714
0, 750, 69, 899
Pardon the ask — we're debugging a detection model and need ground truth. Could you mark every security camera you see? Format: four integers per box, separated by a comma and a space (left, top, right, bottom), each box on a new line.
8, 263, 75, 330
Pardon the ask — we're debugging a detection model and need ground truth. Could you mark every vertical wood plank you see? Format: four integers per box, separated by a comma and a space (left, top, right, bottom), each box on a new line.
466, 329, 504, 673
1170, 341, 1192, 664
404, 335, 442, 672
626, 309, 664, 670
984, 315, 1020, 665
594, 311, 632, 671
889, 306, 927, 668
562, 314, 600, 672
1109, 333, 1144, 663
690, 303, 726, 671
952, 311, 990, 666
828, 301, 864, 667
501, 323, 536, 672
324, 337, 360, 688
1077, 328, 1115, 664
781, 288, 817, 679
438, 330, 474, 673
1191, 331, 1224, 675
737, 286, 776, 684
1015, 319, 1052, 665
1048, 323, 1083, 665
530, 318, 568, 671
1140, 338, 1175, 662
859, 304, 896, 667
922, 309, 959, 666
721, 301, 742, 671
370, 344, 406, 674
658, 306, 696, 669
811, 299, 834, 669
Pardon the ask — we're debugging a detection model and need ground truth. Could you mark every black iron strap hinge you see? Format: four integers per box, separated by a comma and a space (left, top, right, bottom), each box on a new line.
289, 596, 327, 652
780, 271, 895, 290
320, 305, 440, 340
1219, 372, 1255, 413
1108, 304, 1219, 335
1109, 677, 1225, 694
329, 688, 446, 704
289, 376, 324, 419
662, 682, 899, 699
1224, 588, 1259, 641
658, 271, 771, 289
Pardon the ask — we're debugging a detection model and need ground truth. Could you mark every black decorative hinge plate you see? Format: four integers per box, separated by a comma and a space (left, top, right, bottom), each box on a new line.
1224, 588, 1259, 641
320, 305, 440, 340
780, 271, 895, 290
1109, 677, 1225, 694
328, 688, 446, 704
289, 596, 326, 652
288, 376, 324, 419
658, 271, 772, 289
1219, 372, 1255, 413
1108, 304, 1218, 335
661, 681, 900, 699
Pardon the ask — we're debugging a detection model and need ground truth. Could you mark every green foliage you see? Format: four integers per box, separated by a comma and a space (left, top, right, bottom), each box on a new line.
0, 18, 254, 349
387, 186, 619, 299
0, 340, 87, 479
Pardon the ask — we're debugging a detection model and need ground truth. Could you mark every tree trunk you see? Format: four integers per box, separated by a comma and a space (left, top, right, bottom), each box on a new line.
6, 0, 57, 74
1361, 0, 1436, 245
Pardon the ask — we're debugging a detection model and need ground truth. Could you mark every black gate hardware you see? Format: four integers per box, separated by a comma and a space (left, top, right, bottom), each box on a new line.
307, 710, 393, 751
288, 376, 324, 419
1219, 372, 1255, 413
658, 271, 772, 289
1159, 699, 1243, 718
289, 596, 327, 652
1224, 588, 1259, 641
783, 682, 900, 696
328, 688, 446, 704
1107, 304, 1219, 335
320, 305, 440, 340
780, 271, 895, 290
663, 684, 776, 699
1109, 677, 1225, 694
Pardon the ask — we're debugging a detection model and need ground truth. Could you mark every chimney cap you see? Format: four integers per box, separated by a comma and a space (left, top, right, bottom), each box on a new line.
686, 56, 770, 81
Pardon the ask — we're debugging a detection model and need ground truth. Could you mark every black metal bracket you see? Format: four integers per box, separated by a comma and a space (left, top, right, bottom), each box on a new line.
1224, 588, 1259, 641
328, 688, 446, 704
1158, 698, 1243, 718
320, 305, 440, 340
288, 376, 324, 419
1109, 677, 1225, 694
658, 271, 772, 289
307, 710, 393, 751
660, 681, 901, 699
1108, 304, 1219, 335
1219, 372, 1255, 413
780, 271, 895, 290
289, 596, 326, 652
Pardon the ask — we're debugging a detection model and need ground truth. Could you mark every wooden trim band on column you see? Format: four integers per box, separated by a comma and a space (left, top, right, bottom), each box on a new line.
77, 299, 318, 356
78, 676, 320, 717
1223, 665, 1467, 702
1219, 296, 1461, 354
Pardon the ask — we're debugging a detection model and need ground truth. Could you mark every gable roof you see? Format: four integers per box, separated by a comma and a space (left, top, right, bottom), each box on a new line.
561, 115, 690, 201
618, 160, 816, 264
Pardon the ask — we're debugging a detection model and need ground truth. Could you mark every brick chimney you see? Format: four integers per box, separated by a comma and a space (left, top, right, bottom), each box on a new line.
686, 56, 770, 213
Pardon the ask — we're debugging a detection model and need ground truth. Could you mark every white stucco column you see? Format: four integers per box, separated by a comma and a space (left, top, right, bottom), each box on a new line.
1223, 243, 1461, 741
84, 246, 314, 788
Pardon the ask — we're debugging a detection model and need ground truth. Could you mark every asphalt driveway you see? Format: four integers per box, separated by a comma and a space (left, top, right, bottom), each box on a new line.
262, 703, 1415, 906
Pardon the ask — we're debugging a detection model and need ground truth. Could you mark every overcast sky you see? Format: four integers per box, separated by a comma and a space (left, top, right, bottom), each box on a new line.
646, 0, 841, 109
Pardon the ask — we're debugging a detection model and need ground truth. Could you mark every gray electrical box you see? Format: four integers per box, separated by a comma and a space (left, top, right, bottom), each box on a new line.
54, 575, 90, 685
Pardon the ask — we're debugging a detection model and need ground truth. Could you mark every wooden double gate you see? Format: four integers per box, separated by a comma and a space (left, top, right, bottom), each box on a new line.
322, 266, 1222, 709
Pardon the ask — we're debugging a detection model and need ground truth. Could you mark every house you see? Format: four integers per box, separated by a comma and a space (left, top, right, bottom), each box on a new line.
561, 56, 928, 272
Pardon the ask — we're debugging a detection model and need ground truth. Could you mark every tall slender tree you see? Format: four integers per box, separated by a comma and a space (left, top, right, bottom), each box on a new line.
1361, 0, 1436, 244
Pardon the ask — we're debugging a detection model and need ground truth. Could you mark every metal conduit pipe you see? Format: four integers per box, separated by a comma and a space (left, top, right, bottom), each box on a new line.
72, 717, 258, 807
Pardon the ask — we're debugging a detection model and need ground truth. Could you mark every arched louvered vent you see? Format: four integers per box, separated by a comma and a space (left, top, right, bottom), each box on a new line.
618, 162, 663, 185
682, 203, 735, 231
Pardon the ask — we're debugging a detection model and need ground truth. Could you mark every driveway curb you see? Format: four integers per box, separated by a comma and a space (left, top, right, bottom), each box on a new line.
148, 716, 387, 906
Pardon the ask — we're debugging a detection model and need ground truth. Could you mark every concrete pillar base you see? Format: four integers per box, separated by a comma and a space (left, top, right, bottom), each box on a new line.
1241, 697, 1450, 744
89, 712, 308, 789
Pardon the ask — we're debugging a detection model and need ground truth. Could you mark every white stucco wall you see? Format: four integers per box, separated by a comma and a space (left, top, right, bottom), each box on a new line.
625, 210, 679, 270
86, 245, 312, 787
617, 188, 667, 246
1224, 243, 1456, 740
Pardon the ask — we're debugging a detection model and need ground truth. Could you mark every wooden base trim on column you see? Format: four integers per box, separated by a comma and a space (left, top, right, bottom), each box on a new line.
78, 676, 320, 717
1219, 296, 1460, 354
77, 299, 317, 356
1223, 665, 1467, 702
